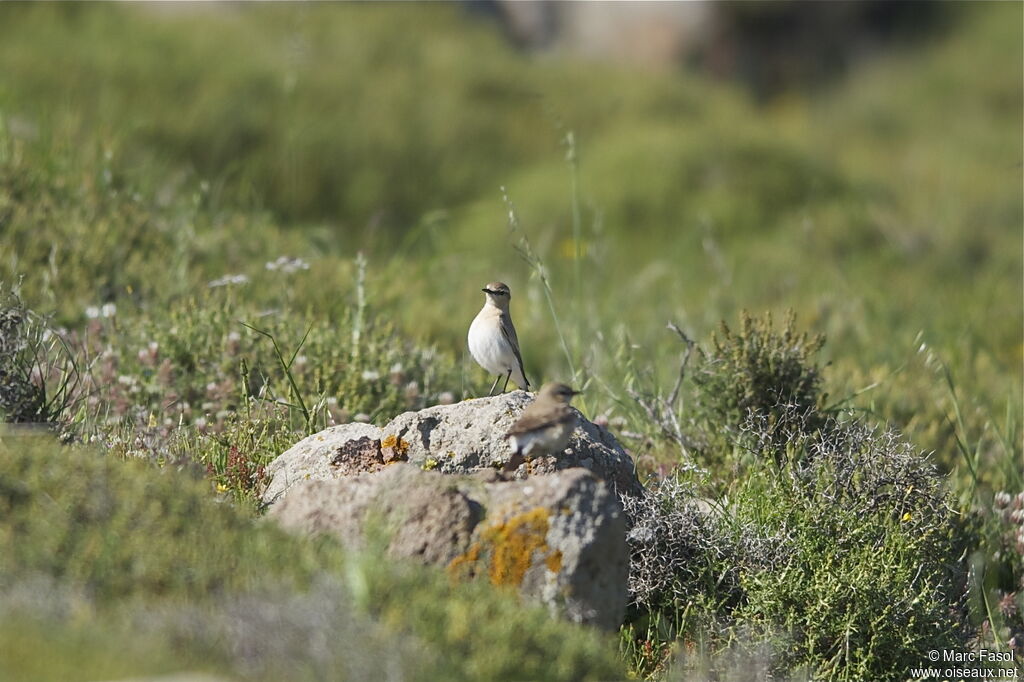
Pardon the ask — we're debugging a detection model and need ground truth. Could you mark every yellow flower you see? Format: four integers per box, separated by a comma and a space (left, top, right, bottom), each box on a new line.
902, 512, 913, 522
216, 483, 229, 493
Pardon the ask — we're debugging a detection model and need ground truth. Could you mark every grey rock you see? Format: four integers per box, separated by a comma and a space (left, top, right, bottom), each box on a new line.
270, 464, 482, 566
262, 422, 382, 505
262, 391, 640, 506
470, 467, 629, 630
268, 464, 628, 630
262, 392, 639, 629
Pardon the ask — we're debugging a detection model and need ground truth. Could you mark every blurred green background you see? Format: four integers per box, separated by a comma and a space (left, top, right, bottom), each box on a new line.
2, 1, 1018, 479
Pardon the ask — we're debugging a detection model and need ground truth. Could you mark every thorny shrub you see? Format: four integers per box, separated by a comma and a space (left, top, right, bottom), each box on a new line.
621, 477, 737, 616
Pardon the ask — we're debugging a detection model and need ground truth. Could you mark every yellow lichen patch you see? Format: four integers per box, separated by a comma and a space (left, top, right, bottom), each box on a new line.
448, 506, 563, 588
380, 434, 410, 462
545, 549, 563, 573
484, 507, 550, 587
447, 543, 481, 580
422, 457, 439, 471
380, 434, 407, 452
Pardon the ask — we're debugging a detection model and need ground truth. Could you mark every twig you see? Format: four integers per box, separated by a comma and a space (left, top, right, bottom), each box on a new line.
666, 321, 694, 408
626, 321, 699, 468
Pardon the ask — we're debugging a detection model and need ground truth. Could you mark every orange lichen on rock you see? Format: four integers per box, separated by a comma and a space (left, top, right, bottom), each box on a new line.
380, 433, 410, 462
485, 507, 551, 586
447, 506, 562, 589
447, 542, 482, 581
545, 549, 563, 574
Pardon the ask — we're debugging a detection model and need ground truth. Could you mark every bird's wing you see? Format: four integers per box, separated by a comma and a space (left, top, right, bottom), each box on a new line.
500, 313, 529, 387
506, 404, 571, 436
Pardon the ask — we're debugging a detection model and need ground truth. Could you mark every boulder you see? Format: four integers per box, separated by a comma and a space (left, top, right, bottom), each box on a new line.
269, 463, 628, 630
262, 391, 640, 506
262, 392, 638, 629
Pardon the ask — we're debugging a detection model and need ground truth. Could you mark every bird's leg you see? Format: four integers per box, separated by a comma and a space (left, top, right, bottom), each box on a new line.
488, 374, 502, 396
502, 369, 511, 393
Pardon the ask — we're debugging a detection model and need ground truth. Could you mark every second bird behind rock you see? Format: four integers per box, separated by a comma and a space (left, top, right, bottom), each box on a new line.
468, 281, 530, 395
503, 382, 580, 475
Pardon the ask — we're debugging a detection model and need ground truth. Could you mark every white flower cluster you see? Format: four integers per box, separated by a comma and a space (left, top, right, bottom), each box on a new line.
208, 274, 250, 288
265, 256, 310, 274
85, 303, 117, 319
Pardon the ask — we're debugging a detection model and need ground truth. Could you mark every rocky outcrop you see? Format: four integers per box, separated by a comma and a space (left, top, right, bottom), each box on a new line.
269, 464, 628, 630
262, 391, 639, 630
262, 391, 640, 506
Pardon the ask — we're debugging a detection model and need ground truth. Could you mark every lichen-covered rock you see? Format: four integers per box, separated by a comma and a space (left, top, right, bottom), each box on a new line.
262, 422, 383, 504
450, 467, 629, 630
268, 464, 628, 630
262, 391, 640, 506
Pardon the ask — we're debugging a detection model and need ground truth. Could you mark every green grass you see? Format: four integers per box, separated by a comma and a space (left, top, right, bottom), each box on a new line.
0, 2, 1020, 679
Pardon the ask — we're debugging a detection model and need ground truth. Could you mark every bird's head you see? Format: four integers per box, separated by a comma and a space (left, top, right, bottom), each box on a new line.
537, 382, 579, 405
481, 281, 512, 308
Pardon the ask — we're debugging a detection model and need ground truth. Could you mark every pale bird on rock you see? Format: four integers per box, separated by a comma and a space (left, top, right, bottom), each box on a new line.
503, 382, 579, 474
468, 281, 530, 395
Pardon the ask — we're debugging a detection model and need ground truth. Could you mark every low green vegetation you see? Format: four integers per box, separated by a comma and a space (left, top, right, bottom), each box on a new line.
0, 2, 1020, 680
0, 432, 623, 681
621, 316, 989, 680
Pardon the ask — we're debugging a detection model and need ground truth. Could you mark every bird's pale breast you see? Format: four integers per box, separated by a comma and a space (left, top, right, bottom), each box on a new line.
468, 309, 517, 375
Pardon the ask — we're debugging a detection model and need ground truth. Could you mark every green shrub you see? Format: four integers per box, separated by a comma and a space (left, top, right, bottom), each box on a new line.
357, 552, 624, 681
622, 392, 967, 680
0, 431, 337, 600
0, 294, 44, 422
0, 614, 221, 682
619, 475, 740, 679
727, 410, 967, 681
691, 311, 826, 459
621, 476, 738, 620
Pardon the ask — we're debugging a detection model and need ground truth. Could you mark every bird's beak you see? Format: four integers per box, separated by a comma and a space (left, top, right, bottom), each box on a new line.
481, 288, 489, 293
